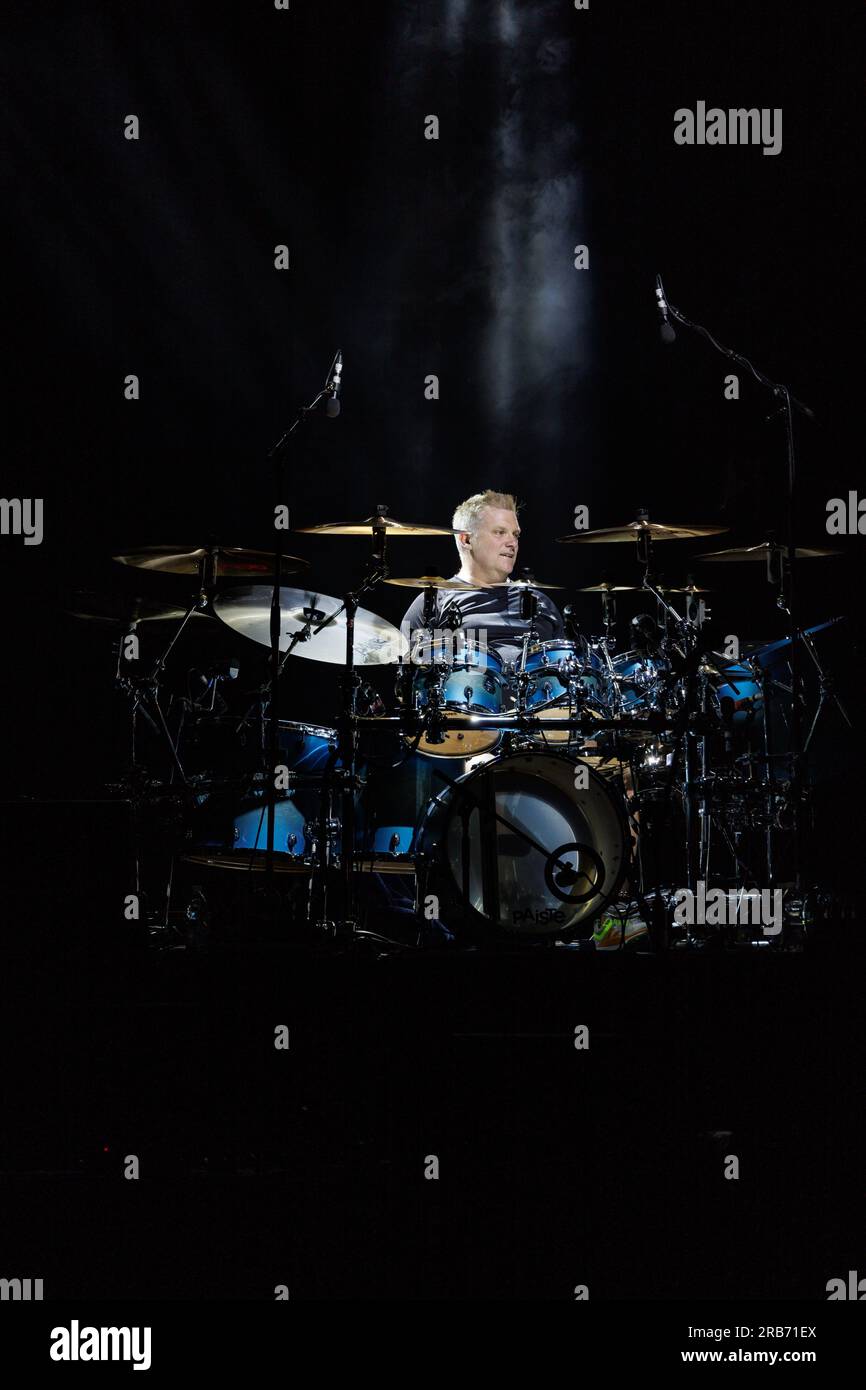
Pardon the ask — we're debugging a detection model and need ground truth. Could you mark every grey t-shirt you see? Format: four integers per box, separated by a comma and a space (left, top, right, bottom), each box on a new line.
402, 576, 565, 667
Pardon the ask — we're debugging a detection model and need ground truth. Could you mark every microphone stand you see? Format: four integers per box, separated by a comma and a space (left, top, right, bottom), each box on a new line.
659, 281, 816, 893
263, 358, 341, 885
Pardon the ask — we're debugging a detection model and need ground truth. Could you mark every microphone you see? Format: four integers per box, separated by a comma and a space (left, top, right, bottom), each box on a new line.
654, 275, 676, 345
201, 657, 241, 682
324, 350, 343, 417
520, 587, 538, 622
631, 613, 661, 655
562, 604, 581, 641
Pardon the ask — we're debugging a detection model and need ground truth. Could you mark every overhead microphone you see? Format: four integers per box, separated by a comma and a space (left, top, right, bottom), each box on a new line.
324, 350, 343, 417
654, 275, 677, 345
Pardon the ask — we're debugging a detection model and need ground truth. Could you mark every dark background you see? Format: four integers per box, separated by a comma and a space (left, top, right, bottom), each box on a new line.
1, 0, 864, 1303
2, 0, 862, 775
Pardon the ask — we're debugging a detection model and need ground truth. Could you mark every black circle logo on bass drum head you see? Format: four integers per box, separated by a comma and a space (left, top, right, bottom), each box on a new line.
544, 842, 606, 904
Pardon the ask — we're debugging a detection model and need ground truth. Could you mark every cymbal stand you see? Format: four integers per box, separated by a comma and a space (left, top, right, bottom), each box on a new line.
641, 566, 705, 897
115, 550, 223, 937
659, 279, 816, 890
264, 353, 342, 884
310, 504, 391, 934
513, 587, 541, 726
799, 625, 852, 754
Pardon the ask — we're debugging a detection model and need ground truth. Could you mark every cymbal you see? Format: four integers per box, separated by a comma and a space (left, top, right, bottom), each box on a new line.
63, 589, 214, 627
213, 585, 407, 665
557, 521, 729, 544
698, 541, 841, 562
744, 617, 843, 661
488, 578, 565, 591
659, 583, 714, 593
578, 582, 641, 592
296, 513, 453, 536
113, 545, 310, 578
385, 576, 481, 590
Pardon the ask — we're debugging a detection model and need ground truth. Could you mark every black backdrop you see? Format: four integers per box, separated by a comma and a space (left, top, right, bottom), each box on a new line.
2, 0, 866, 1313
2, 0, 863, 822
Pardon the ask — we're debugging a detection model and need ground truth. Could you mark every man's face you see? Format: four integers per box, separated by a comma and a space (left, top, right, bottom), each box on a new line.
462, 507, 520, 581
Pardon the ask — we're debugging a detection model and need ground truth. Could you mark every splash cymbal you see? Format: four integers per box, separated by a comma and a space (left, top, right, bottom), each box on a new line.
578, 582, 641, 592
557, 520, 728, 543
113, 545, 310, 578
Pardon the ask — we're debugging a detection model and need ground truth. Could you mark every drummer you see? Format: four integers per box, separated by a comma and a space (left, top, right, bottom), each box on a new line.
401, 489, 565, 665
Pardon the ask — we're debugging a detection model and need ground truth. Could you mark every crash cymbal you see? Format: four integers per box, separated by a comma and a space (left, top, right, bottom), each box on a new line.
63, 589, 214, 627
213, 586, 407, 665
113, 545, 310, 578
385, 576, 483, 591
557, 520, 729, 543
296, 513, 453, 536
578, 582, 641, 592
698, 541, 841, 561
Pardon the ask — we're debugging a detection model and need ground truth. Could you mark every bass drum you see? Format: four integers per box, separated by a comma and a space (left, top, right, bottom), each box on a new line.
415, 749, 629, 939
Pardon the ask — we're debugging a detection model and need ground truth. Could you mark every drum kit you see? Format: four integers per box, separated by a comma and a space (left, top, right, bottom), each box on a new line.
85, 507, 846, 949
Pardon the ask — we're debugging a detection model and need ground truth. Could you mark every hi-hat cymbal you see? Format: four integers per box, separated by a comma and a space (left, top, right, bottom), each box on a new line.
113, 545, 310, 578
213, 586, 407, 665
578, 582, 641, 592
385, 576, 482, 590
296, 513, 453, 536
698, 541, 841, 562
557, 520, 729, 544
63, 589, 214, 627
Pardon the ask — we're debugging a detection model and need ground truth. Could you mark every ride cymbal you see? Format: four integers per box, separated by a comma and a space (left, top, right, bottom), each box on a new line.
113, 545, 310, 578
63, 589, 214, 627
697, 541, 841, 561
213, 585, 407, 665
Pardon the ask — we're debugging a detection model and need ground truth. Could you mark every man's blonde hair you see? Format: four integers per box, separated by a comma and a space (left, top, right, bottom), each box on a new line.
452, 490, 520, 554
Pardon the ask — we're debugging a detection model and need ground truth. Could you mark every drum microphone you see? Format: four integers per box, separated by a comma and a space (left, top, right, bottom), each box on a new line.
563, 604, 581, 641
439, 603, 463, 630
324, 350, 343, 417
201, 657, 241, 682
520, 585, 538, 622
361, 683, 386, 717
654, 275, 676, 345
631, 613, 662, 655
